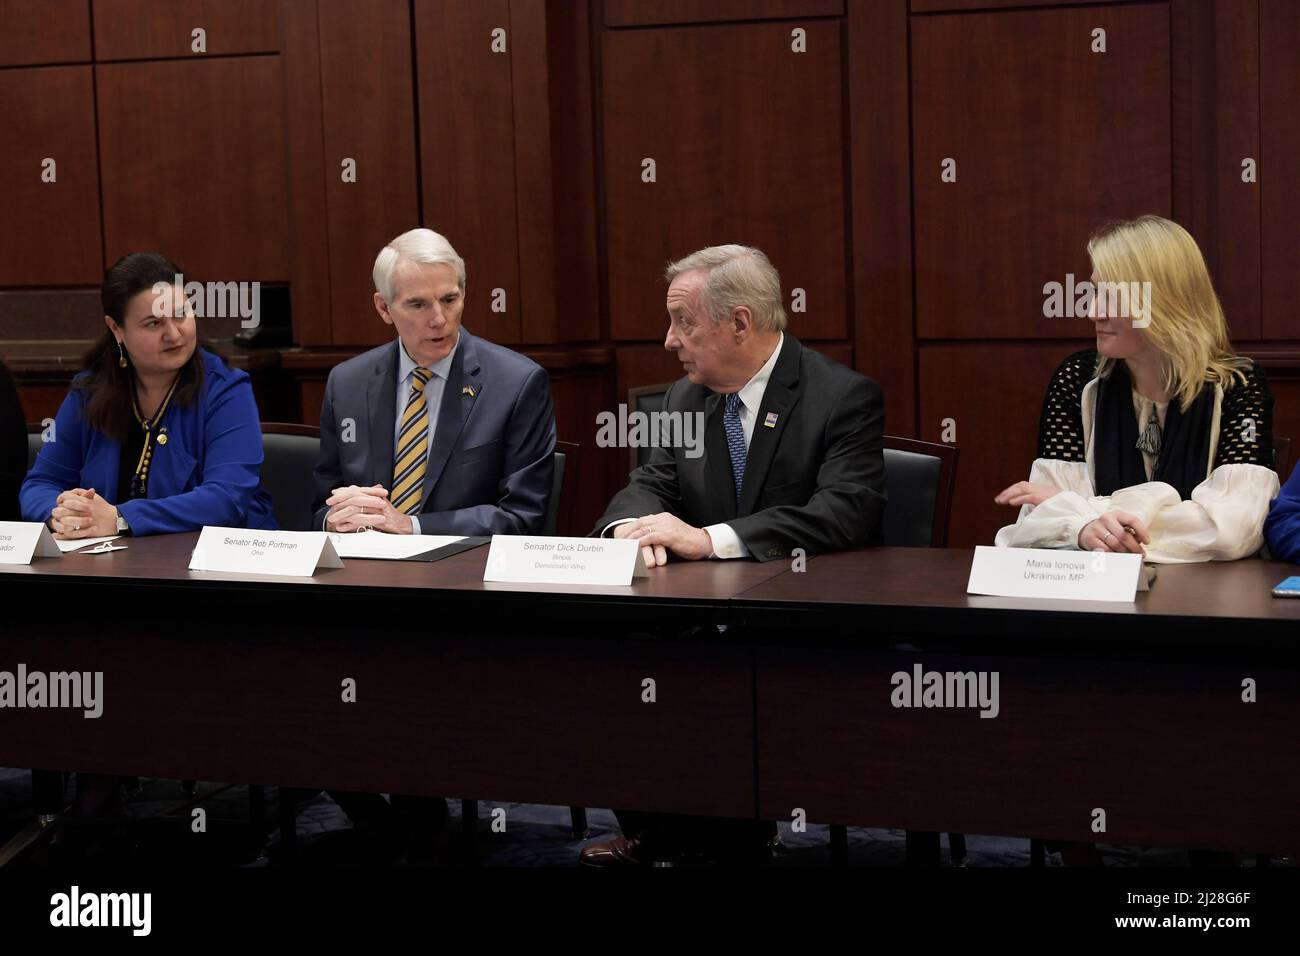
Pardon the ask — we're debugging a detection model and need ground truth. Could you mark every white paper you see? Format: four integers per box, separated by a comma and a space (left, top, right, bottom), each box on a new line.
482, 535, 649, 586
0, 521, 63, 564
56, 535, 120, 553
967, 545, 1145, 602
329, 532, 465, 560
189, 527, 343, 577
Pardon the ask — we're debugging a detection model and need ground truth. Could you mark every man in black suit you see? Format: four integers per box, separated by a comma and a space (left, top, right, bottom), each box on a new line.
581, 244, 886, 865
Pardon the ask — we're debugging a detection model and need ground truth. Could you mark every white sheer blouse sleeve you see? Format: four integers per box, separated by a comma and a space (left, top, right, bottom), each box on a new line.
1108, 464, 1280, 563
994, 458, 1101, 550
996, 463, 1279, 561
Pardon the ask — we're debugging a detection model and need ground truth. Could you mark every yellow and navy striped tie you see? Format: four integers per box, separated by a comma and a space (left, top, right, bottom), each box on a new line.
391, 367, 432, 514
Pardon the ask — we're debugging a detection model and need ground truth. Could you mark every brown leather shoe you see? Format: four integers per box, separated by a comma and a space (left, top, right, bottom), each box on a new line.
579, 835, 646, 867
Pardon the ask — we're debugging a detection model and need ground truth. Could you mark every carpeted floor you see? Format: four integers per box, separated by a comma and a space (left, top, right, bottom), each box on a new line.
0, 768, 1275, 867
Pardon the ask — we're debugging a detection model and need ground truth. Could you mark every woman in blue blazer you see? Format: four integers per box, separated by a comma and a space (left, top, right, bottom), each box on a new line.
1265, 462, 1300, 562
22, 252, 275, 538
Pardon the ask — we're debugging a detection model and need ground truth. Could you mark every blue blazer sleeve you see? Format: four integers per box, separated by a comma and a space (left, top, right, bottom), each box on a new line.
1265, 460, 1300, 562
418, 364, 556, 535
20, 389, 89, 525
116, 368, 273, 535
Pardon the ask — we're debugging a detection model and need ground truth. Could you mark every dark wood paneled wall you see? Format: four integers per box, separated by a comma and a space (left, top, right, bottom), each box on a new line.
97, 56, 290, 278
0, 0, 92, 66
1173, 0, 1260, 340
601, 19, 847, 341
2, 0, 1297, 543
1259, 0, 1300, 340
418, 0, 521, 345
91, 0, 280, 60
319, 0, 419, 345
0, 66, 102, 285
912, 4, 1173, 340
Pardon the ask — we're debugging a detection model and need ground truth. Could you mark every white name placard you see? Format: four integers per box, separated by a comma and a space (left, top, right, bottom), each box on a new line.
482, 535, 649, 586
0, 522, 63, 565
967, 545, 1147, 602
189, 527, 343, 577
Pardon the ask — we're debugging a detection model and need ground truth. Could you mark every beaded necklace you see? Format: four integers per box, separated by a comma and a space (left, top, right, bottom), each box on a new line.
129, 374, 181, 498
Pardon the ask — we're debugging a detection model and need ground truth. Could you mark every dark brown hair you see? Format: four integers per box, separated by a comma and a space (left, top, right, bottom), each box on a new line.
77, 252, 205, 441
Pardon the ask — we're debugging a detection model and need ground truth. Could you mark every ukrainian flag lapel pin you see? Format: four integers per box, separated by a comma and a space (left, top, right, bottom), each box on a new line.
764, 411, 779, 428
462, 385, 476, 398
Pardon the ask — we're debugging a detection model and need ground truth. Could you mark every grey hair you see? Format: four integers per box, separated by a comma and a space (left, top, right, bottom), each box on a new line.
373, 228, 465, 302
663, 244, 787, 332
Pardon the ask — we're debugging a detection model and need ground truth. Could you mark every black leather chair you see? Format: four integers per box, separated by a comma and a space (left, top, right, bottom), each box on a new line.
626, 383, 671, 473
880, 438, 957, 548
541, 444, 572, 537
828, 436, 958, 866
26, 424, 43, 470
257, 423, 321, 531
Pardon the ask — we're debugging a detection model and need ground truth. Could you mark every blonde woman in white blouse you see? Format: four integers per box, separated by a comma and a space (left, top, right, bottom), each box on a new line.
995, 215, 1279, 563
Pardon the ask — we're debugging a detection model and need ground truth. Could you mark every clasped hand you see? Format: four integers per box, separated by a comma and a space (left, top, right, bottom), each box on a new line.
49, 488, 118, 539
325, 485, 412, 534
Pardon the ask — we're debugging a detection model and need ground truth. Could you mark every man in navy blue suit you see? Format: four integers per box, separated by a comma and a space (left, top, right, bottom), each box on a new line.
311, 228, 556, 860
312, 227, 555, 537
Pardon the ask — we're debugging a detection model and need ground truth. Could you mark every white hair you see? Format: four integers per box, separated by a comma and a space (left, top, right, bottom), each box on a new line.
373, 228, 465, 302
664, 244, 787, 332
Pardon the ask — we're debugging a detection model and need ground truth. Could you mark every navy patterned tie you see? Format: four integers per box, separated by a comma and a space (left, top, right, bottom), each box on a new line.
723, 392, 747, 505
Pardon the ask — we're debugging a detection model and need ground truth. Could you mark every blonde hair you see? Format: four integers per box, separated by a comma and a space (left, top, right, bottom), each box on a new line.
664, 244, 787, 332
1087, 215, 1250, 411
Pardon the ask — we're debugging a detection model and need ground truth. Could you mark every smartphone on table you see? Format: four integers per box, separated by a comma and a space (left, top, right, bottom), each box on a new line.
1271, 576, 1300, 598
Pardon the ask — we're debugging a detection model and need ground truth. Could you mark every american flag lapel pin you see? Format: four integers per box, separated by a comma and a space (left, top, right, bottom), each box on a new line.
462, 385, 476, 398
764, 411, 779, 428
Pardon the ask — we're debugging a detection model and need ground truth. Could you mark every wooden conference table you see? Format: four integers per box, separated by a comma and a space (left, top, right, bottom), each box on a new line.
1, 534, 1297, 854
